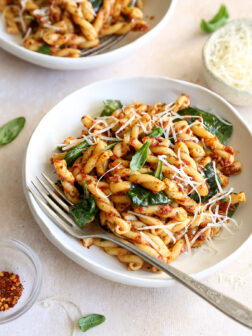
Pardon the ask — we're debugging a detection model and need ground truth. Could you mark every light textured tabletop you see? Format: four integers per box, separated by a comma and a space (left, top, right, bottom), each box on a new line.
0, 0, 252, 335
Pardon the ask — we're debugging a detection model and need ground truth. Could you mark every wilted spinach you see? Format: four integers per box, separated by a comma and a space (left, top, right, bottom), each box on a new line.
70, 183, 98, 227
191, 163, 221, 203
149, 126, 163, 137
100, 99, 123, 117
178, 107, 233, 145
65, 140, 90, 166
127, 183, 171, 206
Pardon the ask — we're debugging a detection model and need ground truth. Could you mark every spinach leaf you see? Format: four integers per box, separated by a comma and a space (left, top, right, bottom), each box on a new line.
127, 183, 172, 206
228, 203, 239, 217
130, 140, 150, 172
0, 117, 25, 146
104, 142, 119, 151
38, 45, 51, 55
65, 141, 90, 166
178, 107, 233, 145
79, 314, 105, 333
147, 160, 163, 180
89, 0, 103, 13
191, 163, 221, 203
100, 99, 122, 117
70, 184, 98, 228
149, 126, 163, 137
200, 4, 229, 33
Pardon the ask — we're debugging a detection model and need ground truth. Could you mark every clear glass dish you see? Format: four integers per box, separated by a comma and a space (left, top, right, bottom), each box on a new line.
0, 238, 42, 324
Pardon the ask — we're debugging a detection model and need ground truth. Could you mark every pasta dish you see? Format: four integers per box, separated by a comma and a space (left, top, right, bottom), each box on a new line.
0, 0, 148, 57
51, 95, 246, 272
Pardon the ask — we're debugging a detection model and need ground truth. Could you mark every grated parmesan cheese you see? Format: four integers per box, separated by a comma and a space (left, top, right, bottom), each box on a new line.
206, 21, 252, 91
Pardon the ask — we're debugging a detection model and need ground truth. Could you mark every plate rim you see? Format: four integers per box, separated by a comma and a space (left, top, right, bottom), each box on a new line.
23, 75, 252, 287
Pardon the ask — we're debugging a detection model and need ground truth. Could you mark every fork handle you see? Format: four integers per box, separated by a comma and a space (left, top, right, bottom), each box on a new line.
100, 233, 252, 329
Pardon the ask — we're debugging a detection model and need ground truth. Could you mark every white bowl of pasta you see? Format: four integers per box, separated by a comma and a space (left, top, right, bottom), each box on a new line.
0, 0, 175, 70
23, 76, 252, 287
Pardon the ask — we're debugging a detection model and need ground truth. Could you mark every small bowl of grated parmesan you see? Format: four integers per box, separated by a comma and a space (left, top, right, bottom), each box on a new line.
203, 19, 252, 106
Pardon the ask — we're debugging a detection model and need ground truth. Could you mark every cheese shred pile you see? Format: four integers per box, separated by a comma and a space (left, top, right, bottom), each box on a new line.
207, 21, 252, 91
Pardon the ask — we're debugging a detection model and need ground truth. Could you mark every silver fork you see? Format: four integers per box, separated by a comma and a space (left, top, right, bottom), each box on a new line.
28, 173, 252, 329
81, 0, 137, 57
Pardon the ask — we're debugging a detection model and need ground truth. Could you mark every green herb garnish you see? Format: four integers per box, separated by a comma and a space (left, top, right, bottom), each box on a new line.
178, 107, 233, 145
104, 142, 119, 151
130, 140, 150, 172
65, 141, 90, 166
200, 4, 229, 33
149, 126, 163, 137
191, 163, 221, 203
78, 314, 105, 333
38, 45, 51, 55
69, 183, 98, 228
101, 100, 122, 117
127, 183, 171, 206
0, 117, 25, 146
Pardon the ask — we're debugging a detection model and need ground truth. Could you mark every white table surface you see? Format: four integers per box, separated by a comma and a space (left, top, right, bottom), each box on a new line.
0, 0, 251, 335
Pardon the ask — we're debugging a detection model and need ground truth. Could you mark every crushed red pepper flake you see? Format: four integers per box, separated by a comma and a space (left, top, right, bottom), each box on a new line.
0, 271, 23, 311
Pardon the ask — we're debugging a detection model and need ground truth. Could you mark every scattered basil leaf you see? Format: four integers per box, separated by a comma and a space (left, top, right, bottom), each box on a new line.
0, 117, 25, 146
38, 44, 51, 55
191, 163, 221, 203
228, 203, 239, 217
130, 140, 150, 172
104, 142, 119, 151
149, 126, 163, 137
222, 197, 229, 202
89, 0, 103, 13
79, 314, 105, 333
70, 192, 98, 228
147, 160, 163, 180
178, 107, 233, 145
200, 4, 229, 33
100, 100, 123, 117
65, 141, 90, 166
127, 183, 172, 206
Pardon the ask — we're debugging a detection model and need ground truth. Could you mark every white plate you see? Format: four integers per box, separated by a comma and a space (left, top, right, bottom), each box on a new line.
23, 76, 252, 287
0, 0, 175, 70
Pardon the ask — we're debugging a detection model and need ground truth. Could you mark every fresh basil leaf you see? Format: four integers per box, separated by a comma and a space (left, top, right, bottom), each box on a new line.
104, 142, 119, 151
101, 99, 122, 117
149, 126, 163, 137
38, 44, 51, 55
228, 203, 239, 217
65, 141, 90, 166
89, 0, 103, 13
130, 140, 150, 172
178, 107, 233, 145
200, 4, 229, 33
0, 117, 25, 146
127, 183, 172, 206
79, 314, 105, 333
70, 194, 98, 228
191, 163, 221, 203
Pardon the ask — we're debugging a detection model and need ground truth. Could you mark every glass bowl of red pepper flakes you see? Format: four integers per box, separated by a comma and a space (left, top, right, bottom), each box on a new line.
0, 238, 42, 324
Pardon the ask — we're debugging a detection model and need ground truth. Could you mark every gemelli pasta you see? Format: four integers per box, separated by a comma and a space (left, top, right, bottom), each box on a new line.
0, 0, 149, 57
51, 95, 246, 272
